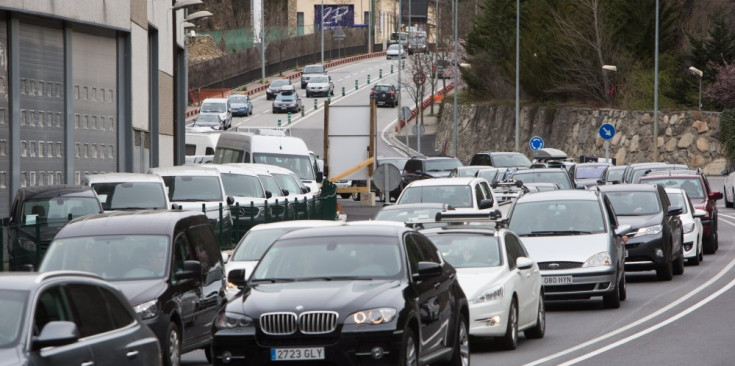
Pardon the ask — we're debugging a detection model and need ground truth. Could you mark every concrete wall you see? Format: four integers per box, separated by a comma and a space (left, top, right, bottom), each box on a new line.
0, 0, 130, 30
435, 104, 726, 174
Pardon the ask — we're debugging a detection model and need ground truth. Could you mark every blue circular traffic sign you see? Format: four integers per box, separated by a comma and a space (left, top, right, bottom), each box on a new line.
599, 123, 616, 141
529, 136, 544, 151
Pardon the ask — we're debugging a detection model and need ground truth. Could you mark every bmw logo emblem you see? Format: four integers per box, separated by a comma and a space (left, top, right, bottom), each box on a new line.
296, 305, 304, 311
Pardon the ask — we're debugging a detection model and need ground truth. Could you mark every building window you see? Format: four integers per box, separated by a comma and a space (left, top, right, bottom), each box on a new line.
297, 12, 304, 36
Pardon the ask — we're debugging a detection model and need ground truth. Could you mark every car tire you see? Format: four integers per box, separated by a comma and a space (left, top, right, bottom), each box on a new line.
204, 347, 213, 364
164, 322, 181, 366
618, 273, 627, 301
703, 230, 717, 254
725, 186, 733, 208
656, 259, 674, 281
524, 294, 546, 339
602, 275, 621, 309
272, 109, 277, 113
673, 244, 685, 275
400, 327, 419, 366
339, 193, 351, 199
438, 316, 469, 366
498, 299, 518, 350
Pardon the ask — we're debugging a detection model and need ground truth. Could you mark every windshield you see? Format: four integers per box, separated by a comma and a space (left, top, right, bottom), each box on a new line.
477, 169, 500, 182
632, 167, 673, 183
162, 176, 223, 201
310, 76, 329, 83
276, 93, 297, 101
456, 167, 480, 177
303, 66, 324, 74
424, 159, 462, 171
576, 165, 607, 179
388, 44, 402, 50
40, 235, 170, 281
221, 173, 265, 198
375, 206, 445, 223
640, 177, 704, 199
253, 153, 315, 181
273, 174, 303, 195
92, 182, 167, 210
258, 175, 283, 196
201, 101, 226, 113
0, 290, 26, 347
374, 85, 392, 92
426, 234, 502, 268
270, 80, 289, 88
398, 185, 473, 208
605, 191, 661, 216
492, 154, 532, 168
607, 168, 625, 182
232, 228, 295, 261
252, 236, 402, 280
509, 200, 606, 236
21, 197, 100, 225
511, 171, 572, 190
195, 114, 220, 123
666, 192, 689, 214
229, 95, 248, 103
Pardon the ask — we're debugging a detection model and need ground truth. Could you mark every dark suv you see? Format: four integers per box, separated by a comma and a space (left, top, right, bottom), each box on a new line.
3, 185, 103, 270
0, 271, 161, 366
370, 83, 398, 107
39, 210, 227, 366
599, 184, 684, 281
401, 156, 463, 188
639, 170, 722, 254
469, 152, 533, 169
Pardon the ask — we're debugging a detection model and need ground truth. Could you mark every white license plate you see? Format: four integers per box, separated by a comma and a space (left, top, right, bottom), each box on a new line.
271, 347, 325, 361
543, 276, 573, 285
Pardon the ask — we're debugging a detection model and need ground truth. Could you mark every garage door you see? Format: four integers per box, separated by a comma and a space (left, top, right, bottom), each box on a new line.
0, 17, 8, 217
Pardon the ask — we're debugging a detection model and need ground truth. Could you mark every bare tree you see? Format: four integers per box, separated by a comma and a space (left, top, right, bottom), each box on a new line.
265, 4, 296, 76
400, 52, 434, 129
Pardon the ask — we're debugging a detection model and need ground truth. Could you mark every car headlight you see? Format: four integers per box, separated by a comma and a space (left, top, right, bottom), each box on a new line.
345, 308, 396, 325
471, 286, 504, 304
134, 300, 159, 320
683, 222, 696, 234
18, 237, 37, 252
583, 252, 612, 267
215, 311, 253, 329
634, 224, 662, 237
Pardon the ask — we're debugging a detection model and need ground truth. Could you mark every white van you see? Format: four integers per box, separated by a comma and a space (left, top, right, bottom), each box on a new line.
185, 131, 221, 164
213, 131, 323, 194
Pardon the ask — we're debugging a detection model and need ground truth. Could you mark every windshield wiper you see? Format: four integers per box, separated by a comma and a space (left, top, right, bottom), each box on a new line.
250, 278, 295, 284
297, 276, 374, 281
522, 230, 592, 237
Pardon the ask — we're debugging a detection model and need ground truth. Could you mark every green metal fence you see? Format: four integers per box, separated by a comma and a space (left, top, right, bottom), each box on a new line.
200, 26, 319, 53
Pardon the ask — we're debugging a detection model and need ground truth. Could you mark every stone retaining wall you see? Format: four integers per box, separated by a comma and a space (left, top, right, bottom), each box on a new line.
435, 104, 726, 174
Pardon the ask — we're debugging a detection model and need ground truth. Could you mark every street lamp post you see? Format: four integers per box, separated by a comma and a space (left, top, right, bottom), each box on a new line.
452, 0, 458, 157
601, 65, 617, 163
653, 0, 659, 162
321, 0, 325, 64
602, 64, 617, 107
689, 66, 703, 110
514, 0, 519, 152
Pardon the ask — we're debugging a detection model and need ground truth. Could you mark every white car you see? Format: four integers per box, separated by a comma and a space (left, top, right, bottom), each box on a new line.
223, 220, 344, 299
421, 224, 544, 350
722, 168, 735, 208
665, 187, 706, 265
386, 44, 406, 60
82, 172, 171, 211
208, 164, 272, 223
396, 177, 508, 217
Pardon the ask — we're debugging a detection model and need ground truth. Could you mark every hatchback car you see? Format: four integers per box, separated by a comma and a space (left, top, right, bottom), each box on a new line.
507, 190, 630, 308
200, 98, 232, 130
397, 177, 504, 216
266, 79, 293, 100
370, 83, 398, 107
665, 187, 706, 265
300, 64, 327, 88
469, 152, 533, 169
401, 156, 463, 187
422, 223, 545, 349
598, 184, 684, 281
214, 222, 469, 366
3, 185, 103, 270
386, 43, 406, 60
83, 172, 172, 211
39, 210, 227, 366
227, 94, 253, 117
573, 163, 609, 188
639, 170, 721, 254
629, 163, 688, 183
0, 271, 162, 366
272, 86, 302, 113
305, 75, 334, 98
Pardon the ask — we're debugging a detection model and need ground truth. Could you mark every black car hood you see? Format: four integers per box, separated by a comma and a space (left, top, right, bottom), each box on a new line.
113, 279, 167, 306
0, 347, 21, 366
616, 214, 661, 229
239, 280, 401, 315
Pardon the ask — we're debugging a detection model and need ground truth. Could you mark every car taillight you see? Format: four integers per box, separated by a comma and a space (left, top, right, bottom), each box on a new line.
390, 91, 394, 96
370, 91, 374, 95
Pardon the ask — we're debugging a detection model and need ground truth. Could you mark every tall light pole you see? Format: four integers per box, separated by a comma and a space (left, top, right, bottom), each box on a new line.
321, 0, 325, 64
260, 2, 266, 82
452, 0, 458, 157
398, 0, 405, 146
689, 66, 703, 110
514, 0, 520, 152
602, 65, 617, 163
602, 64, 617, 107
653, 0, 659, 162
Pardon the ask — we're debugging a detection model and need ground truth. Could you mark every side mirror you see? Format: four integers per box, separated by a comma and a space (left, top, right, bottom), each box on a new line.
667, 206, 683, 216
721, 169, 729, 176
228, 269, 247, 288
596, 179, 605, 185
709, 191, 723, 200
171, 203, 182, 210
412, 261, 442, 281
265, 190, 273, 199
20, 264, 35, 272
227, 196, 235, 206
282, 189, 290, 196
516, 257, 534, 270
316, 171, 324, 183
175, 260, 202, 281
479, 199, 494, 210
693, 209, 707, 218
415, 170, 423, 176
301, 187, 310, 194
32, 321, 80, 351
614, 224, 633, 237
489, 209, 502, 220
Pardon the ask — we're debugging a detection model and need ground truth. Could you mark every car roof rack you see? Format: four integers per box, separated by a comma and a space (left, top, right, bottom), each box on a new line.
233, 126, 291, 136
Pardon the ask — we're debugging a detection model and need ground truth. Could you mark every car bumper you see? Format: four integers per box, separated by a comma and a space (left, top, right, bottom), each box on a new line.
682, 230, 699, 259
624, 233, 668, 270
231, 108, 249, 116
540, 267, 617, 300
700, 218, 713, 236
212, 327, 403, 366
273, 106, 299, 113
468, 298, 512, 337
307, 89, 330, 96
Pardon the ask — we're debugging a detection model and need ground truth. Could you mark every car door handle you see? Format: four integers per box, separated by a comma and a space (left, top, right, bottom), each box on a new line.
126, 350, 139, 359
81, 362, 95, 366
433, 282, 441, 289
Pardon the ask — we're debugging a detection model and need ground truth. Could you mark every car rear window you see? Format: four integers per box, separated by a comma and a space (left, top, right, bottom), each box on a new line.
605, 191, 662, 216
640, 177, 705, 199
303, 66, 324, 74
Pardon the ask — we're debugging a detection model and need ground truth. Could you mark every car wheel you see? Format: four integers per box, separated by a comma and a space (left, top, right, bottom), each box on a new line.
618, 273, 627, 301
703, 230, 717, 254
400, 327, 418, 366
164, 322, 181, 366
339, 193, 351, 199
673, 243, 685, 275
524, 294, 546, 339
726, 186, 733, 208
438, 316, 469, 366
602, 274, 621, 309
272, 109, 277, 113
689, 246, 701, 265
352, 192, 361, 201
498, 299, 518, 350
204, 347, 212, 364
656, 259, 674, 281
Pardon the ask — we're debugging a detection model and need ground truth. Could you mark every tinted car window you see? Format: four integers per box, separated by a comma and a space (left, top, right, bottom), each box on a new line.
220, 173, 265, 198
0, 290, 26, 346
66, 284, 119, 337
429, 234, 501, 268
641, 177, 705, 199
398, 185, 473, 208
162, 176, 223, 201
512, 171, 572, 190
34, 286, 71, 336
98, 286, 135, 329
509, 200, 606, 235
605, 191, 662, 215
233, 228, 292, 261
424, 159, 462, 171
412, 234, 442, 263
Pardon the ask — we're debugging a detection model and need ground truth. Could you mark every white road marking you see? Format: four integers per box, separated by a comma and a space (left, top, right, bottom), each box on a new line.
523, 257, 735, 366
719, 216, 735, 227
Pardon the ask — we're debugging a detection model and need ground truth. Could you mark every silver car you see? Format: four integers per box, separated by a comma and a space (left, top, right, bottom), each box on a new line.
507, 190, 631, 308
271, 86, 302, 113
305, 75, 334, 98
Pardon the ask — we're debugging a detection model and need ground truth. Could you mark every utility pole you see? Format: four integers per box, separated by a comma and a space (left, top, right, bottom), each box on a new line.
260, 1, 265, 82
452, 0, 458, 157
321, 0, 325, 64
515, 0, 520, 152
653, 0, 659, 161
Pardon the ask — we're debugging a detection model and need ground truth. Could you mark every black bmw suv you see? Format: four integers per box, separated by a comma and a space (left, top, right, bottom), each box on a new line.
370, 83, 398, 107
214, 222, 469, 366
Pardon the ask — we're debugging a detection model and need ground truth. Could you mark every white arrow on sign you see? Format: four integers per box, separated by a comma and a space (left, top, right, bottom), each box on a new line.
603, 127, 612, 137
